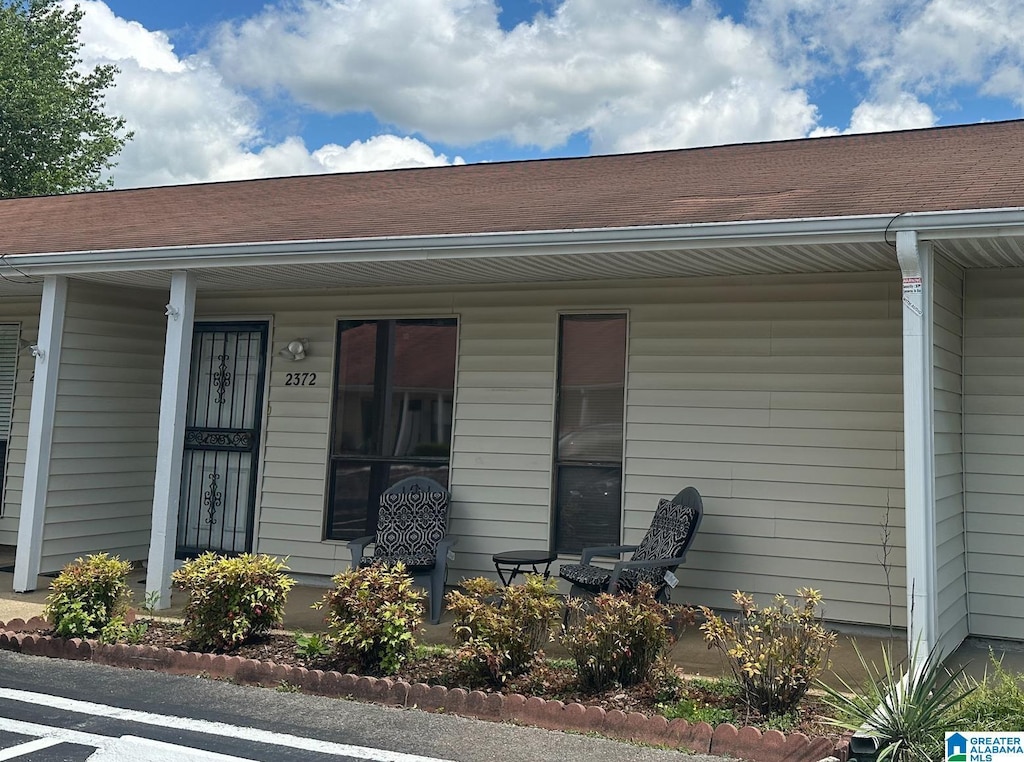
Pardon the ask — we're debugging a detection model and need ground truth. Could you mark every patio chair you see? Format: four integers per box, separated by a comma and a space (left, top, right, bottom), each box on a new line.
558, 486, 702, 603
348, 476, 457, 624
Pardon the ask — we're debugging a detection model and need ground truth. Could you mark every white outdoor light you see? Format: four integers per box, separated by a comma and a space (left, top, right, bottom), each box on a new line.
278, 338, 308, 361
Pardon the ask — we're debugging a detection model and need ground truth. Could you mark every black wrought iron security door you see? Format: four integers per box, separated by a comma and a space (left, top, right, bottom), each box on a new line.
177, 322, 268, 557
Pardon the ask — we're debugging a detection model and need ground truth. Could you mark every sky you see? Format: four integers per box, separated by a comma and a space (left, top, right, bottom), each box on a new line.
65, 0, 1024, 190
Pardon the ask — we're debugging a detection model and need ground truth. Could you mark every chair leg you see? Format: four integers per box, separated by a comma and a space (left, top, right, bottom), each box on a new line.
429, 569, 444, 625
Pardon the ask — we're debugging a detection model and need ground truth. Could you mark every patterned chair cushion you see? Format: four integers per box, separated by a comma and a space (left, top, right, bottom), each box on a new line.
360, 553, 437, 573
628, 498, 698, 586
560, 498, 698, 595
370, 490, 449, 572
559, 563, 616, 593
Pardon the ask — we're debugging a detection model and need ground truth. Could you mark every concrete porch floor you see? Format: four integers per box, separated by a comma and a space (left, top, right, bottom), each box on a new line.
0, 551, 1019, 689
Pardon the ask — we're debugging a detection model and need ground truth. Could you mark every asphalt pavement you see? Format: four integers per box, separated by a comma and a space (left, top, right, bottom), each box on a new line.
0, 650, 728, 762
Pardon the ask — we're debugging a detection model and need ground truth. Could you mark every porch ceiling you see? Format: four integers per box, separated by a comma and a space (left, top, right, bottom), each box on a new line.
65, 240, 903, 292
1, 234, 1022, 295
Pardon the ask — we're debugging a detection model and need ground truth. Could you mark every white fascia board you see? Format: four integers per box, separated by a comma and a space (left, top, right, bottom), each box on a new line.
3, 206, 1024, 276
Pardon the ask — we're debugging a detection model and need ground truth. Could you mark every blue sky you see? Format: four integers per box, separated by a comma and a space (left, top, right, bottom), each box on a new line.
69, 0, 1024, 188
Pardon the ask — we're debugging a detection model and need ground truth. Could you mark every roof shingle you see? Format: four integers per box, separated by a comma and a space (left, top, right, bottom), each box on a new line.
2, 120, 1024, 256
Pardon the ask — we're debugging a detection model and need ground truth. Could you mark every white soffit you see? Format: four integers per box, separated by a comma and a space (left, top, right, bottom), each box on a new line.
67, 241, 900, 292
934, 236, 1024, 268
8, 235, 1024, 294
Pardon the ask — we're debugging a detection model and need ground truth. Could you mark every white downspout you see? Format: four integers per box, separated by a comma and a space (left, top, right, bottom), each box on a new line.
896, 231, 938, 662
146, 271, 197, 609
13, 275, 68, 591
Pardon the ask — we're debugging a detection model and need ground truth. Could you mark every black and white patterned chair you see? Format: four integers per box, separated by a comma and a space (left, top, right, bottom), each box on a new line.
559, 487, 702, 603
348, 476, 456, 624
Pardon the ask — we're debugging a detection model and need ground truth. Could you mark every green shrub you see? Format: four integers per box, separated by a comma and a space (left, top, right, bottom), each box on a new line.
700, 588, 836, 717
446, 575, 562, 686
319, 562, 424, 675
172, 552, 295, 651
955, 651, 1024, 731
562, 583, 692, 691
293, 630, 334, 660
44, 553, 134, 640
820, 640, 972, 762
99, 617, 148, 645
657, 695, 735, 727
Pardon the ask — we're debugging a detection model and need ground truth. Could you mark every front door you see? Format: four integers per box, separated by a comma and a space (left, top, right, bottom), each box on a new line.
176, 322, 268, 557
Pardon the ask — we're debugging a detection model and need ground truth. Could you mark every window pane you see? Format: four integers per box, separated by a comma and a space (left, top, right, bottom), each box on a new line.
327, 318, 457, 541
327, 460, 451, 540
554, 465, 621, 554
553, 314, 626, 555
334, 321, 378, 455
384, 321, 457, 457
556, 316, 625, 461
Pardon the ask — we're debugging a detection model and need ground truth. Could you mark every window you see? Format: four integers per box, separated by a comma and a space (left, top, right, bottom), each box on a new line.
553, 314, 626, 554
326, 318, 458, 540
0, 324, 17, 515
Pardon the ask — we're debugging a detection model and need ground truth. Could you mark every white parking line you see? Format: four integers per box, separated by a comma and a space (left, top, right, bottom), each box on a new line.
90, 735, 261, 761
0, 737, 65, 760
0, 718, 260, 761
0, 688, 456, 762
0, 716, 109, 754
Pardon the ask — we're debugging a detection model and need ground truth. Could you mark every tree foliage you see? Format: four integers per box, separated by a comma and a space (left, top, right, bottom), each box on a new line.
0, 0, 130, 197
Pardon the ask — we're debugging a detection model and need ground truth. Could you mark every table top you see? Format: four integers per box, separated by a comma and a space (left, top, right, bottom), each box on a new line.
492, 549, 557, 565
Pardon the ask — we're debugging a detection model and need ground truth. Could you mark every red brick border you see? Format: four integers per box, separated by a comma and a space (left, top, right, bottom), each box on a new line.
0, 619, 847, 762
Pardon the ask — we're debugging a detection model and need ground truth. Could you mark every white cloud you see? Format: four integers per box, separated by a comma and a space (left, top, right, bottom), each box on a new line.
750, 0, 1024, 125
65, 0, 1024, 187
847, 94, 937, 133
71, 1, 461, 187
889, 0, 1024, 105
209, 0, 819, 153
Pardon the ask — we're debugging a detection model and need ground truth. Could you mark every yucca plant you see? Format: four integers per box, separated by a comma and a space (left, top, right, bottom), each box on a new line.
819, 640, 974, 762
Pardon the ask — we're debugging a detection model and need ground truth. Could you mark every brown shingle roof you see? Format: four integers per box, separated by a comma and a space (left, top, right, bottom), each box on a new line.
3, 120, 1024, 256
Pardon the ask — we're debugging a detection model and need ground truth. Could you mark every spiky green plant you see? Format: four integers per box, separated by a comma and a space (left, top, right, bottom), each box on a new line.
819, 640, 974, 762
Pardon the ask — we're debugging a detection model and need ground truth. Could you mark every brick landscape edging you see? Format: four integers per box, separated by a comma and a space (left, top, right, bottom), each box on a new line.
0, 618, 847, 762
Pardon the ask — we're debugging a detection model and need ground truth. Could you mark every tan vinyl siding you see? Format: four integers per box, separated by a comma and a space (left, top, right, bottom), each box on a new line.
625, 272, 904, 627
933, 255, 967, 652
0, 298, 40, 544
38, 283, 164, 572
205, 272, 904, 627
964, 269, 1024, 640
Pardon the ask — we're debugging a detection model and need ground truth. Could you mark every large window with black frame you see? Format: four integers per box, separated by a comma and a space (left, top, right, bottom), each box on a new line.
552, 313, 627, 554
326, 318, 458, 540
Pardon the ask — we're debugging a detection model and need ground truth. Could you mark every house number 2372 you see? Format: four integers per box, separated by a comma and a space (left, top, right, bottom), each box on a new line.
285, 372, 317, 386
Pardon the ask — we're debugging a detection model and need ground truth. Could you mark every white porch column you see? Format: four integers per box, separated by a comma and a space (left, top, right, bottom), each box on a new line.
146, 272, 196, 609
896, 231, 937, 659
13, 276, 68, 591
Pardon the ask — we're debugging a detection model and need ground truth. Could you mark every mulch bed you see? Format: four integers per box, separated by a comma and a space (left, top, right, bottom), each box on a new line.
4, 617, 851, 762
116, 619, 837, 739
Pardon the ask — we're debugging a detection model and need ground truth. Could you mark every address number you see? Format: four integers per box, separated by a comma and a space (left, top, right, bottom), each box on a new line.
285, 372, 317, 386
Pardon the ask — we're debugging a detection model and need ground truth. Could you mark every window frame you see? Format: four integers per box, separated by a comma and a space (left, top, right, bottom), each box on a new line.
323, 316, 459, 541
550, 311, 628, 555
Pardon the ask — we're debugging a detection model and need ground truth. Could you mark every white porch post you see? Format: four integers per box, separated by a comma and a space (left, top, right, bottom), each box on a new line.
13, 276, 68, 591
146, 272, 196, 609
896, 231, 937, 660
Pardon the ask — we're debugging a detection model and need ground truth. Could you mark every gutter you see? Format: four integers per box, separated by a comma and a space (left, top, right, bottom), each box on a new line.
3, 206, 1024, 275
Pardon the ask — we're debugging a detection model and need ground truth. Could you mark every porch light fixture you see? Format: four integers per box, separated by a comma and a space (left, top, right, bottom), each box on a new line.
278, 338, 308, 361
